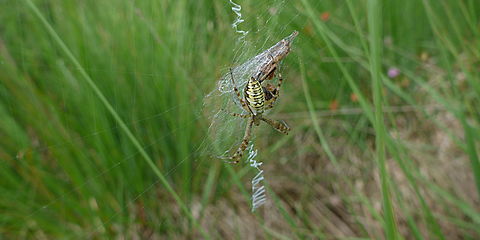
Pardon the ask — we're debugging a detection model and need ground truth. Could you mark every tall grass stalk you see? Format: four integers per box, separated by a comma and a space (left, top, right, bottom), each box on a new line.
299, 56, 337, 166
367, 0, 398, 238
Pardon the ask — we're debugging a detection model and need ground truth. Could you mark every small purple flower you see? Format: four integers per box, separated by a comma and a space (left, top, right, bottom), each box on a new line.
387, 67, 400, 78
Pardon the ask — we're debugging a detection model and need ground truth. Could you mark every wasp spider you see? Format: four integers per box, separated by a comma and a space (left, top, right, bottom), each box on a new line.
224, 69, 290, 163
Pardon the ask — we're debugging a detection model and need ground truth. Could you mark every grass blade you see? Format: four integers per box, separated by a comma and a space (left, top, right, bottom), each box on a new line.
367, 0, 398, 238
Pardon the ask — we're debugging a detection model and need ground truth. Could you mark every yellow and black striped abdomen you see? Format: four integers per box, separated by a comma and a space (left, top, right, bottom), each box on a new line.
245, 78, 265, 114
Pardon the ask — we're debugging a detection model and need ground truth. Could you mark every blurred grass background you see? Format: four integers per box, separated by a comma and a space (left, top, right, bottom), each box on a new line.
1, 0, 480, 239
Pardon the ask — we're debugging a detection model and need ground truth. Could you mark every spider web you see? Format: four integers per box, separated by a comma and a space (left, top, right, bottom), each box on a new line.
203, 16, 298, 160
201, 0, 299, 212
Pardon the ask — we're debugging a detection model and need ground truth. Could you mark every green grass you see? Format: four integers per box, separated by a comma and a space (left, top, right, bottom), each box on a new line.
23, 0, 210, 238
367, 0, 398, 239
1, 0, 480, 238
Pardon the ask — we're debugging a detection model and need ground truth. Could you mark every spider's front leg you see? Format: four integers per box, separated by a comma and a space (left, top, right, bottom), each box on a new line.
265, 73, 284, 109
261, 117, 290, 135
229, 68, 250, 113
224, 118, 254, 164
259, 54, 277, 82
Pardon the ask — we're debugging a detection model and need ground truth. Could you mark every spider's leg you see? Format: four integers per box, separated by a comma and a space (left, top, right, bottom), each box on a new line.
275, 73, 284, 93
230, 68, 250, 112
258, 54, 276, 83
265, 73, 283, 109
224, 118, 254, 164
266, 54, 276, 79
269, 54, 274, 60
261, 117, 290, 134
220, 109, 249, 118
265, 66, 276, 80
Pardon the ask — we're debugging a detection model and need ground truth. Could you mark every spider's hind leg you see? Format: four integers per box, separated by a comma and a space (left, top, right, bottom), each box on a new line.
261, 117, 290, 135
223, 118, 254, 164
220, 109, 249, 118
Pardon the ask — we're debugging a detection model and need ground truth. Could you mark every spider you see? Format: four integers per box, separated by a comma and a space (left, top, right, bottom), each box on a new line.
223, 69, 290, 163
